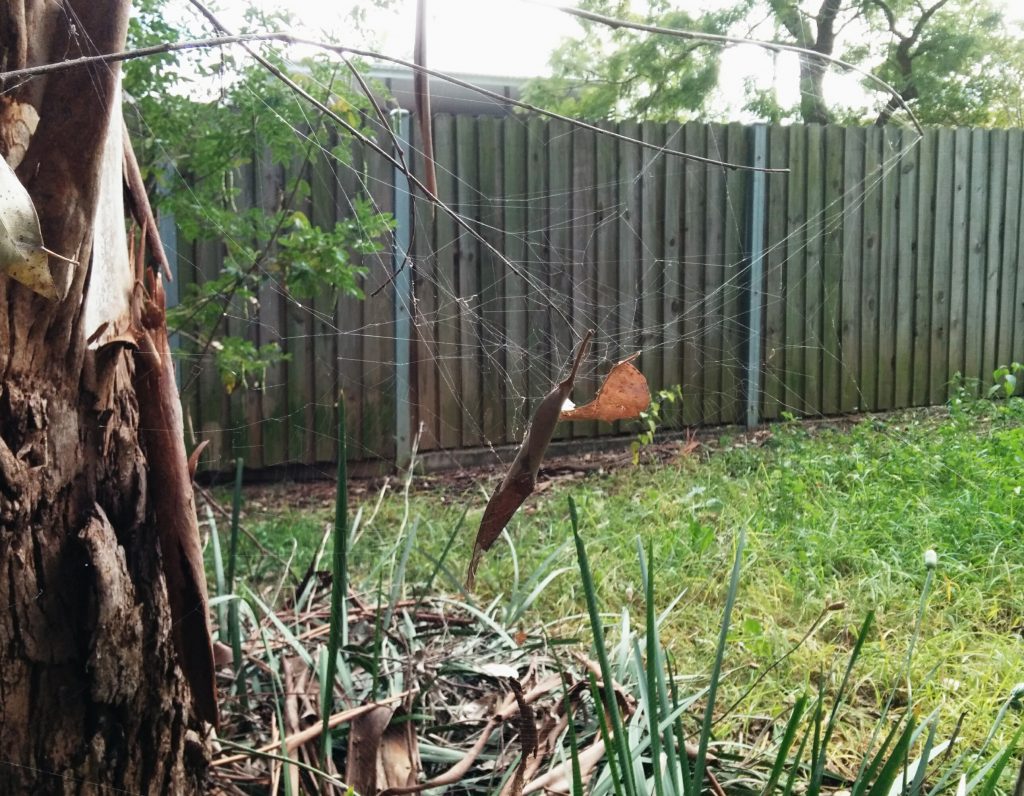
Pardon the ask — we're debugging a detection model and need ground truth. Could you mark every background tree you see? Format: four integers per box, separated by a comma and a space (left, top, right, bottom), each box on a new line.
125, 1, 393, 393
0, 1, 212, 792
860, 0, 1017, 126
525, 0, 1023, 127
523, 0, 752, 121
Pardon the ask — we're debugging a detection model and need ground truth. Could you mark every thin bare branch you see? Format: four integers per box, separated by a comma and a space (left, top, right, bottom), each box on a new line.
0, 32, 789, 173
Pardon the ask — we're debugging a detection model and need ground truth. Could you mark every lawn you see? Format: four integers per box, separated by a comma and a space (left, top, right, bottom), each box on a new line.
209, 396, 1024, 788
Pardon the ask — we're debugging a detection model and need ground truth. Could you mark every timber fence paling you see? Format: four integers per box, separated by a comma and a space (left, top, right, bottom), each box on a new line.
661, 121, 684, 430
839, 127, 864, 414
336, 140, 366, 458
595, 121, 620, 436
1002, 131, 1024, 387
930, 129, 955, 404
762, 123, 789, 420
502, 116, 529, 444
912, 129, 936, 408
549, 118, 574, 442
571, 124, 600, 440
478, 115, 506, 447
174, 117, 1024, 473
310, 130, 339, 464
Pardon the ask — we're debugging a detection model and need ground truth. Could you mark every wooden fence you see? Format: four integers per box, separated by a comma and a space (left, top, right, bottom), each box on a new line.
173, 117, 1024, 472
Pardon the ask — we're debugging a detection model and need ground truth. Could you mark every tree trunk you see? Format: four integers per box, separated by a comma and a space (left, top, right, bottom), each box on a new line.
798, 57, 831, 125
0, 3, 212, 793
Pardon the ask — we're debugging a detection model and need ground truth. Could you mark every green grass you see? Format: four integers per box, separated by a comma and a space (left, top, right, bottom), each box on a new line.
219, 397, 1024, 763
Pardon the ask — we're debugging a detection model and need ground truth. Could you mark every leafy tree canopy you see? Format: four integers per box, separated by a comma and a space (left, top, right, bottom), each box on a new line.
125, 1, 393, 393
524, 0, 1024, 127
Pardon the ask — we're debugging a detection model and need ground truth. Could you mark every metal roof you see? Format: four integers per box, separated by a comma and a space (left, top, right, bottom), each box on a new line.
367, 65, 526, 116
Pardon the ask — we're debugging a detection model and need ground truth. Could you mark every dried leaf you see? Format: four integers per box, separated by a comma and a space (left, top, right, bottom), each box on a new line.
379, 713, 421, 791
0, 155, 57, 299
560, 353, 650, 422
0, 98, 39, 169
466, 331, 593, 589
347, 704, 398, 795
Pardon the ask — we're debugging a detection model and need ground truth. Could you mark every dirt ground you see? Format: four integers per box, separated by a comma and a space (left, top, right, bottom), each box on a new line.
227, 411, 883, 513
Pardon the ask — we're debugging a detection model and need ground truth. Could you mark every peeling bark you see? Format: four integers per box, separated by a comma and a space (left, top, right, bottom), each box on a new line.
0, 2, 210, 793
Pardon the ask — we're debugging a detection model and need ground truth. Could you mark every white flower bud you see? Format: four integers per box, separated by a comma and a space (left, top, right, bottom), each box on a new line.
924, 549, 938, 569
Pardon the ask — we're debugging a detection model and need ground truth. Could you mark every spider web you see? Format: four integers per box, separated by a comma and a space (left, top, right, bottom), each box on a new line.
129, 19, 1022, 481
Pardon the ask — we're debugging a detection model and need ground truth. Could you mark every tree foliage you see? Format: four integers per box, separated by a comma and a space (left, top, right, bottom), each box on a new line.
525, 0, 1023, 127
861, 0, 1022, 126
125, 2, 393, 393
524, 0, 753, 121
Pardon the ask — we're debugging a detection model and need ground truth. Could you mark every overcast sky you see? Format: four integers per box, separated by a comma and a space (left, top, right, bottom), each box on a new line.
202, 0, 579, 77
201, 0, 1023, 79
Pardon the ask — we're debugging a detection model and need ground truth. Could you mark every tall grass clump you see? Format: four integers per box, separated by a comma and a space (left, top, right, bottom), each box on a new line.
566, 498, 1023, 796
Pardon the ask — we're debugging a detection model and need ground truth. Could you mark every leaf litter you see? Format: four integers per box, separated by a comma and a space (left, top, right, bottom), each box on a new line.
204, 541, 647, 795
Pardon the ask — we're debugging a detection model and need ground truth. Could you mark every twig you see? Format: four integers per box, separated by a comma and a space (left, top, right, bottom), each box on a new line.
216, 738, 349, 789
336, 53, 416, 298
414, 0, 438, 197
121, 121, 173, 280
212, 690, 415, 765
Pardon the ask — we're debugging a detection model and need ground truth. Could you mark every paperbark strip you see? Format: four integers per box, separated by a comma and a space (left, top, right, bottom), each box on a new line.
134, 270, 218, 727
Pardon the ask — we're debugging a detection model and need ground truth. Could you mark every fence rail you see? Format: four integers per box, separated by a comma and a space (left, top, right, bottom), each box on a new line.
173, 116, 1024, 472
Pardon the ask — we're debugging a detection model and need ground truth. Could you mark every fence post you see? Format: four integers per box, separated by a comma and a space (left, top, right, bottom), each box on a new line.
746, 124, 768, 429
391, 109, 414, 469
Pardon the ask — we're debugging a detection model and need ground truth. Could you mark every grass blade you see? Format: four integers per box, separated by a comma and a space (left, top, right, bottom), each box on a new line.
692, 528, 746, 794
783, 707, 814, 796
384, 517, 418, 629
761, 695, 808, 796
418, 508, 468, 603
906, 721, 939, 796
865, 717, 917, 796
968, 724, 1024, 796
226, 456, 247, 706
641, 540, 666, 796
206, 504, 227, 635
566, 693, 585, 796
810, 612, 875, 795
589, 671, 625, 796
321, 394, 349, 763
853, 713, 910, 796
571, 496, 638, 795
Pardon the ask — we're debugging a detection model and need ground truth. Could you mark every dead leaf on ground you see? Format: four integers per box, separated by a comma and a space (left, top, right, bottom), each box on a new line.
347, 703, 399, 795
466, 331, 593, 589
560, 352, 650, 422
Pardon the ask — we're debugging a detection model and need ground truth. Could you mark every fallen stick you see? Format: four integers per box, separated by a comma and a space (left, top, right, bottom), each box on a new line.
212, 690, 415, 766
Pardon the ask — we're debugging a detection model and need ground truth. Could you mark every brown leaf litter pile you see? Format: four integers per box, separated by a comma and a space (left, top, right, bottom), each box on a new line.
204, 574, 736, 796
